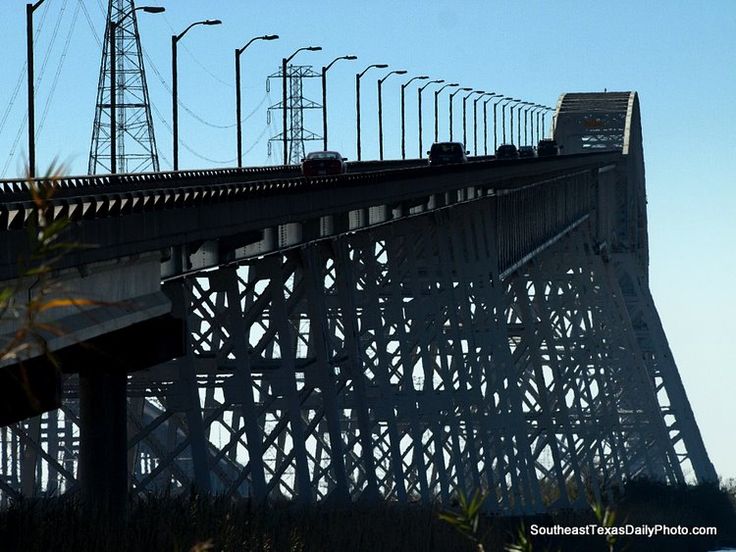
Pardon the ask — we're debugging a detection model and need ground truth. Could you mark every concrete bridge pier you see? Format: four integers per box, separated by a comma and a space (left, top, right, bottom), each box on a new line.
79, 364, 127, 518
0, 253, 188, 516
74, 309, 186, 517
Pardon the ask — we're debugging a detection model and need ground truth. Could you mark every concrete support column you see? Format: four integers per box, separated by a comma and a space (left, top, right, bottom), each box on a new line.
74, 311, 186, 518
79, 365, 128, 519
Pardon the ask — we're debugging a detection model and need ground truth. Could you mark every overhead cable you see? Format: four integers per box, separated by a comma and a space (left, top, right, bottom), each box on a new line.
0, 0, 53, 137
37, 1, 81, 137
141, 47, 236, 130
162, 14, 234, 89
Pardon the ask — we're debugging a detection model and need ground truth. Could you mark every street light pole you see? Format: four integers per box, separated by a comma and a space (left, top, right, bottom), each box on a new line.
400, 75, 428, 159
433, 83, 458, 142
492, 96, 510, 151
521, 102, 534, 146
322, 55, 357, 151
541, 108, 546, 138
418, 79, 443, 158
377, 69, 406, 160
542, 106, 553, 139
509, 100, 521, 146
26, 0, 48, 178
516, 103, 522, 146
282, 46, 322, 165
541, 109, 545, 138
472, 91, 487, 156
448, 87, 471, 142
462, 90, 482, 148
509, 99, 521, 145
482, 93, 500, 155
500, 97, 515, 144
533, 105, 543, 143
356, 63, 388, 161
109, 5, 164, 174
173, 19, 222, 171
171, 36, 177, 168
236, 34, 278, 167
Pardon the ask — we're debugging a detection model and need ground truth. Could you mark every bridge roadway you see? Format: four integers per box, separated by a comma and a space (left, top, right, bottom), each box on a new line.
0, 91, 718, 516
0, 152, 617, 281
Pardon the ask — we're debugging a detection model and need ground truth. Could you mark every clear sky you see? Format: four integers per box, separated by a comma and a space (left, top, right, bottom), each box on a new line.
0, 1, 734, 481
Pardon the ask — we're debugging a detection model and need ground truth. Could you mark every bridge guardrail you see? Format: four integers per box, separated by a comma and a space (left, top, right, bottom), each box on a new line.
0, 159, 427, 200
0, 164, 298, 198
0, 153, 619, 231
0, 157, 465, 200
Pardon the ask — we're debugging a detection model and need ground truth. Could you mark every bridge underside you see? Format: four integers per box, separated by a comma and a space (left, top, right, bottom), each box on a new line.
0, 181, 712, 513
0, 92, 715, 512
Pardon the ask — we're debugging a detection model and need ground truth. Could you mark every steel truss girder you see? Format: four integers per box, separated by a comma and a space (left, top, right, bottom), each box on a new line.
1, 167, 715, 509
504, 226, 693, 509
609, 254, 717, 482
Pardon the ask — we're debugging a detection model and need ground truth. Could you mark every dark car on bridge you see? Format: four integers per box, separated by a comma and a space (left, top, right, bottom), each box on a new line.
537, 139, 560, 157
495, 144, 519, 159
427, 142, 469, 165
301, 151, 347, 176
518, 145, 536, 158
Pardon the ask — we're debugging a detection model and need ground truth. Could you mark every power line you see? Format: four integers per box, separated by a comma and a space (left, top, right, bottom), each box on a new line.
89, 0, 160, 174
1, 117, 27, 178
140, 47, 236, 130
148, 99, 225, 165
244, 122, 271, 156
36, 0, 71, 92
265, 89, 278, 164
147, 101, 172, 167
0, 69, 26, 139
84, 0, 264, 168
149, 92, 273, 167
179, 140, 236, 165
162, 14, 233, 89
0, 0, 52, 137
141, 45, 270, 131
1, 0, 69, 177
79, 0, 102, 48
37, 1, 81, 137
78, 0, 265, 138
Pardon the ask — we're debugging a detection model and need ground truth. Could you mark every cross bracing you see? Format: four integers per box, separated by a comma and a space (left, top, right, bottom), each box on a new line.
0, 92, 716, 511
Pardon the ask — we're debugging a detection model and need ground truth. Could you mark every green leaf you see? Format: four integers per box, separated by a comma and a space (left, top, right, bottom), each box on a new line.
458, 490, 468, 510
39, 218, 71, 240
0, 287, 13, 306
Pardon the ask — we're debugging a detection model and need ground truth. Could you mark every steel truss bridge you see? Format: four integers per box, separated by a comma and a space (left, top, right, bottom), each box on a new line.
0, 92, 716, 513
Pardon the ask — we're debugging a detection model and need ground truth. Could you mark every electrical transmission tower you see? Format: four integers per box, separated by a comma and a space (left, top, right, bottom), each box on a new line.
268, 65, 322, 164
88, 0, 159, 175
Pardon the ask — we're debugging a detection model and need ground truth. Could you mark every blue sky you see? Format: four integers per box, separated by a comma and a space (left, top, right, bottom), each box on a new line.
0, 1, 734, 480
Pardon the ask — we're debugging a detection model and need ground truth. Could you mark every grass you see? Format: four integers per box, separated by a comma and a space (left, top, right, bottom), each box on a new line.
0, 480, 734, 551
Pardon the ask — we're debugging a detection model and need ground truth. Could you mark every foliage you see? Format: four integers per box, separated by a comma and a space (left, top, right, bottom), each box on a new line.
1, 480, 736, 552
2, 162, 72, 363
591, 502, 618, 552
725, 478, 736, 510
505, 523, 534, 552
188, 540, 214, 552
0, 494, 486, 552
0, 163, 98, 414
438, 490, 489, 550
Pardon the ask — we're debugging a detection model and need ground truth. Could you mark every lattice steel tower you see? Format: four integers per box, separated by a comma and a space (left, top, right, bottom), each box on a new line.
268, 65, 322, 164
88, 0, 159, 175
